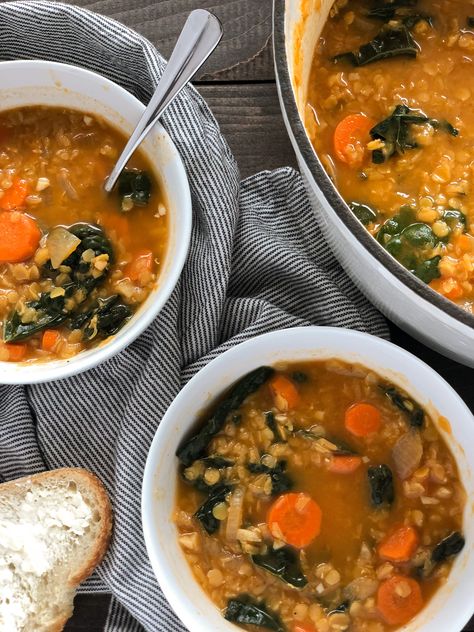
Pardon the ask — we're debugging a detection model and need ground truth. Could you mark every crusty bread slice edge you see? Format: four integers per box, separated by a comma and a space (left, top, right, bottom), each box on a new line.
0, 467, 113, 588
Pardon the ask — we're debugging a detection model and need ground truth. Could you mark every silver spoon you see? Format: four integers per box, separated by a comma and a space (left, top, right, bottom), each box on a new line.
104, 9, 223, 193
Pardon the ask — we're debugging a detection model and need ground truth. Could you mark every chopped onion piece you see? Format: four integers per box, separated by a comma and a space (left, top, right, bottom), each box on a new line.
392, 431, 423, 480
46, 227, 81, 269
225, 487, 244, 542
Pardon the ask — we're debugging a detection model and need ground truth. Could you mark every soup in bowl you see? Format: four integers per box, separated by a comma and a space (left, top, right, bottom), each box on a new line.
0, 60, 192, 383
142, 327, 474, 632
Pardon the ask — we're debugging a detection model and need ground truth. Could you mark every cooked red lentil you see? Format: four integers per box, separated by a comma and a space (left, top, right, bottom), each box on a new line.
174, 361, 465, 632
0, 106, 168, 362
305, 0, 474, 311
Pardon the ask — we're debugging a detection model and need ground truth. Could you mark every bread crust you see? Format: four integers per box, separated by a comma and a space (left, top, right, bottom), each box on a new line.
0, 467, 113, 630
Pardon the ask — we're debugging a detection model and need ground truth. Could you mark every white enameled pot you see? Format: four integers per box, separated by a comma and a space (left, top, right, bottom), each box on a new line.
0, 60, 192, 384
273, 0, 474, 368
142, 327, 474, 632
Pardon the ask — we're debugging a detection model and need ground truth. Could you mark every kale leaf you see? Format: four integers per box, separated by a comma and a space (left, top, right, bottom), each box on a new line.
247, 460, 293, 495
117, 169, 152, 210
252, 546, 307, 588
194, 484, 233, 535
432, 531, 465, 564
334, 23, 417, 67
368, 464, 394, 507
176, 366, 275, 466
70, 295, 132, 341
350, 202, 378, 226
225, 595, 286, 631
380, 384, 425, 427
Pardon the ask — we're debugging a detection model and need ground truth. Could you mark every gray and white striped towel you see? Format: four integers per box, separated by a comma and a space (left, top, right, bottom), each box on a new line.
0, 2, 389, 630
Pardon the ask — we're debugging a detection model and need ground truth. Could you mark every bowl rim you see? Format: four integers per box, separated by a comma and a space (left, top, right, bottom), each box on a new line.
0, 59, 192, 384
272, 0, 474, 332
142, 325, 474, 632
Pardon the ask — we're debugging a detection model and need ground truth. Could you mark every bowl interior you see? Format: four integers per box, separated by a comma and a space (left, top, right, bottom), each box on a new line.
0, 60, 191, 383
142, 327, 474, 632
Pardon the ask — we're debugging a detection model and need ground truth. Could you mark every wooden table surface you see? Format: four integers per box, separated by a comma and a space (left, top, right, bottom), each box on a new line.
59, 0, 474, 629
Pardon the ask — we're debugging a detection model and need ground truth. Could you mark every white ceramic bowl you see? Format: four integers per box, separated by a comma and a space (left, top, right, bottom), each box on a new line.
273, 0, 474, 367
142, 326, 474, 632
0, 60, 192, 384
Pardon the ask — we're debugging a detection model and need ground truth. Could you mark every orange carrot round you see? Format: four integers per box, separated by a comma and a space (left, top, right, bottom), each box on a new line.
378, 525, 419, 563
0, 211, 41, 263
333, 114, 375, 166
4, 343, 27, 362
125, 248, 154, 282
0, 178, 29, 210
345, 402, 381, 437
377, 575, 424, 625
328, 454, 362, 474
42, 330, 60, 352
269, 374, 300, 411
267, 492, 321, 548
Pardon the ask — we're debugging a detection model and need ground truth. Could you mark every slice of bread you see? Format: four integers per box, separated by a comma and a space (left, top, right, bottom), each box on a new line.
0, 468, 112, 632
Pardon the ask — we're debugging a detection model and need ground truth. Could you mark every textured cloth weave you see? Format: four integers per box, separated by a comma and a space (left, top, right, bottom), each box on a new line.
0, 2, 388, 630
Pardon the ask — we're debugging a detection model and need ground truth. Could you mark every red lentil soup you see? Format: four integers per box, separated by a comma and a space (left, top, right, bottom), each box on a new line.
174, 361, 465, 632
0, 106, 168, 362
305, 0, 474, 311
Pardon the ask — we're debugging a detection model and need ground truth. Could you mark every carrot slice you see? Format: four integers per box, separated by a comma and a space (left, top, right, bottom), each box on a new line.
269, 374, 300, 411
124, 248, 154, 283
42, 329, 60, 352
378, 525, 419, 563
328, 454, 362, 474
4, 343, 27, 362
0, 178, 29, 210
0, 211, 41, 263
345, 402, 381, 437
333, 114, 375, 166
294, 623, 318, 632
377, 575, 424, 625
267, 492, 321, 548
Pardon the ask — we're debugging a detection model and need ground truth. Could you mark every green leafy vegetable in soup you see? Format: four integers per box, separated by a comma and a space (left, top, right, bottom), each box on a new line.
0, 106, 168, 363
174, 360, 465, 631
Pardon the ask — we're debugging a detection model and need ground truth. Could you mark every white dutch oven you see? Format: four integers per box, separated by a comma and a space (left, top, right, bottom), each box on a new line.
142, 327, 474, 632
273, 0, 474, 368
0, 60, 192, 384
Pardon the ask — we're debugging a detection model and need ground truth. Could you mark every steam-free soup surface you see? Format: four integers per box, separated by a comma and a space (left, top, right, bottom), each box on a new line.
306, 0, 474, 311
175, 360, 465, 632
0, 106, 168, 362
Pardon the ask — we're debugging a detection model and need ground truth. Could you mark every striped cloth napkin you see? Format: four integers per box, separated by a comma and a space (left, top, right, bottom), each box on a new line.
0, 2, 388, 630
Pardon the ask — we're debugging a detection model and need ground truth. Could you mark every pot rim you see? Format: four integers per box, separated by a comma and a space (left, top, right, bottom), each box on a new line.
272, 0, 474, 332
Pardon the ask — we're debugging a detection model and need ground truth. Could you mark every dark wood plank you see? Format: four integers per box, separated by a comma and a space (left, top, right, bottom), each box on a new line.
63, 0, 274, 82
197, 83, 298, 178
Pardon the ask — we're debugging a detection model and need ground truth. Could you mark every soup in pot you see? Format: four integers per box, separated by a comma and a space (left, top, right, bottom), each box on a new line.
305, 0, 474, 312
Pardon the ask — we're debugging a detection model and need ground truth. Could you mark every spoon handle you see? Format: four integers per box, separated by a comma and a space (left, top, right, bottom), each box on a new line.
104, 9, 223, 192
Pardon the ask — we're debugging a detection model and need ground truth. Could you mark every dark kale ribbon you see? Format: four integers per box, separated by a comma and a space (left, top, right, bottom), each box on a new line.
375, 207, 441, 284
368, 464, 394, 507
432, 531, 465, 564
194, 484, 232, 535
117, 169, 152, 209
225, 595, 286, 631
176, 366, 275, 466
380, 384, 425, 427
369, 105, 458, 164
4, 224, 115, 343
252, 546, 307, 589
334, 23, 417, 67
247, 460, 293, 495
70, 295, 131, 342
350, 202, 378, 226
367, 0, 417, 21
